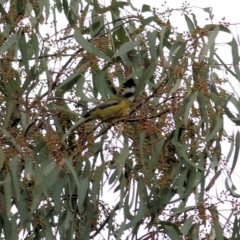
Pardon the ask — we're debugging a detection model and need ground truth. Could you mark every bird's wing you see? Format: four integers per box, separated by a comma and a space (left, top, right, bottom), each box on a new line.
83, 100, 119, 118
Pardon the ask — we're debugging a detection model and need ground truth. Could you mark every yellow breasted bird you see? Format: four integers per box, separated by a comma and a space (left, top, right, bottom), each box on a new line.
83, 78, 136, 122
61, 79, 136, 141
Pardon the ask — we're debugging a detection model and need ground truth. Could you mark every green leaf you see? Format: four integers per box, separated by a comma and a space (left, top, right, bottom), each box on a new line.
10, 213, 19, 239
171, 206, 195, 217
120, 180, 147, 230
226, 136, 234, 162
32, 32, 39, 66
116, 145, 129, 179
232, 216, 240, 238
197, 91, 209, 126
65, 158, 81, 195
184, 91, 198, 127
0, 128, 22, 152
205, 170, 221, 191
139, 131, 145, 162
199, 26, 219, 62
164, 225, 181, 240
56, 72, 81, 92
203, 24, 230, 34
9, 156, 20, 201
225, 178, 240, 197
127, 0, 137, 11
3, 172, 11, 217
168, 41, 183, 66
213, 222, 224, 240
189, 223, 199, 239
45, 221, 54, 239
52, 175, 67, 213
124, 193, 134, 220
181, 215, 194, 236
209, 204, 219, 221
229, 37, 240, 81
191, 13, 198, 27
44, 161, 57, 175
0, 33, 17, 54
81, 21, 101, 35
43, 0, 50, 21
18, 31, 30, 74
173, 42, 186, 66
135, 63, 156, 98
62, 0, 76, 24
91, 163, 105, 204
116, 221, 126, 240
205, 116, 223, 142
74, 29, 111, 61
147, 30, 157, 61
109, 168, 118, 185
3, 87, 14, 128
179, 145, 204, 171
202, 7, 211, 13
61, 117, 88, 141
215, 52, 237, 78
76, 76, 93, 101
184, 15, 195, 33
0, 146, 4, 170
231, 131, 240, 175
93, 71, 113, 99
141, 16, 157, 26
169, 79, 182, 95
56, 0, 62, 12
21, 65, 36, 92
113, 40, 139, 58
78, 178, 89, 213
142, 4, 151, 12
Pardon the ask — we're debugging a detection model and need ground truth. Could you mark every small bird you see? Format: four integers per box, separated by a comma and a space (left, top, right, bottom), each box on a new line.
83, 78, 136, 122
61, 79, 136, 141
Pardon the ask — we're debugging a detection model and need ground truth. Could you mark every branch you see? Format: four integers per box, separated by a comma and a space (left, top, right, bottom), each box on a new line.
90, 202, 120, 239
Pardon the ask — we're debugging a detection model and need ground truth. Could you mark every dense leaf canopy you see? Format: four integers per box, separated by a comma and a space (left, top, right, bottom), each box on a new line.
0, 0, 240, 239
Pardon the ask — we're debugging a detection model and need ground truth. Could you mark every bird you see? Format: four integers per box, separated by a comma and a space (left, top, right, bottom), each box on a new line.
61, 79, 136, 142
83, 78, 136, 122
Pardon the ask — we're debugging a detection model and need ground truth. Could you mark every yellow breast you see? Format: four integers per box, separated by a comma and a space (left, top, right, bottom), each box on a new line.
91, 99, 130, 121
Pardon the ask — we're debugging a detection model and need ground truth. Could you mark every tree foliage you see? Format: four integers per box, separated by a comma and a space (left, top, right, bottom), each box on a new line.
0, 0, 240, 239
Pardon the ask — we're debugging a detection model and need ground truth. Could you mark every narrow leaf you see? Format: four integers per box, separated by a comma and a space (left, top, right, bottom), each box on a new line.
164, 225, 181, 240
0, 147, 4, 170
74, 29, 111, 61
229, 37, 240, 81
205, 116, 223, 142
142, 4, 151, 12
184, 15, 195, 33
78, 178, 89, 213
199, 26, 219, 62
19, 31, 30, 74
113, 40, 139, 58
3, 173, 11, 217
0, 33, 17, 54
231, 131, 240, 175
181, 215, 194, 235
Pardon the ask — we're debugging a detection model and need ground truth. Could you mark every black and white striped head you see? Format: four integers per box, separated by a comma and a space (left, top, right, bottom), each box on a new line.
118, 78, 136, 101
